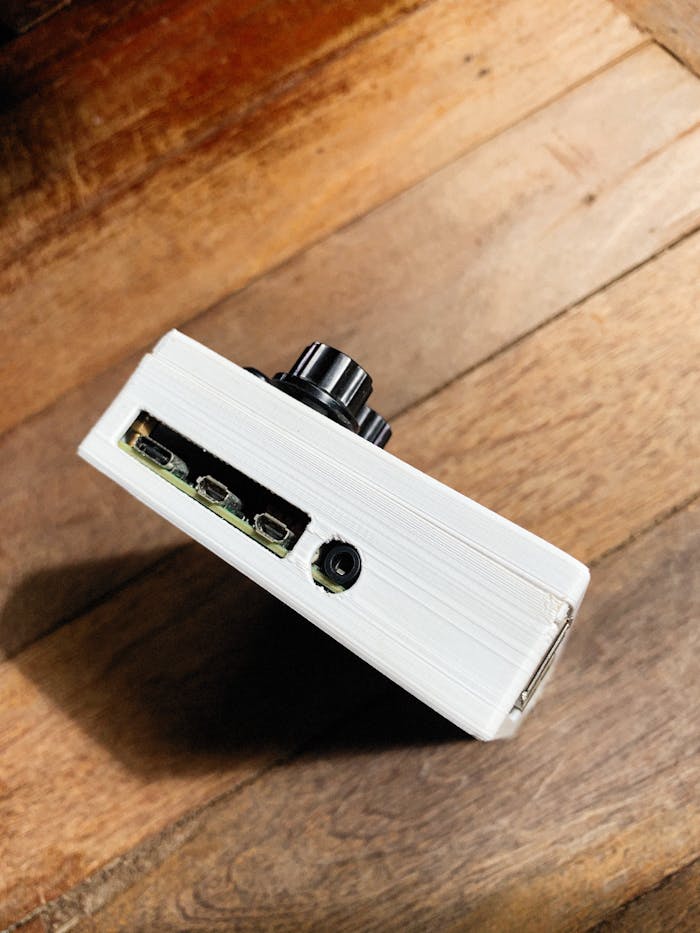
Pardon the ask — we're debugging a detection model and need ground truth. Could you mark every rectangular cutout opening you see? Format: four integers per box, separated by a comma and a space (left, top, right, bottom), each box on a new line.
119, 411, 310, 557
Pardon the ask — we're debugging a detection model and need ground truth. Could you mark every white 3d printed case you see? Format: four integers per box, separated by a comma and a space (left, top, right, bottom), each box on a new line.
79, 331, 589, 740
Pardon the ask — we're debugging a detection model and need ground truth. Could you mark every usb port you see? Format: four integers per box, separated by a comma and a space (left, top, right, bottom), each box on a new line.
120, 411, 310, 557
254, 512, 292, 546
134, 436, 188, 477
195, 475, 242, 513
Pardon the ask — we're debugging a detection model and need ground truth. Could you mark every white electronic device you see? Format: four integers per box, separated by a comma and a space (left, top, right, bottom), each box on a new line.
79, 331, 589, 740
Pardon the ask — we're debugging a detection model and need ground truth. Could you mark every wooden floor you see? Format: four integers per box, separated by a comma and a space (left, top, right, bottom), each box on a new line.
1, 1, 699, 929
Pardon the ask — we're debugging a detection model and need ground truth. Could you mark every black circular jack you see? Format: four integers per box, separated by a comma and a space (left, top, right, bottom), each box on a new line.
316, 541, 362, 590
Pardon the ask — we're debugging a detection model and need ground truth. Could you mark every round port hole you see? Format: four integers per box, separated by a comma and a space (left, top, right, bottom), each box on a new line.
315, 541, 362, 591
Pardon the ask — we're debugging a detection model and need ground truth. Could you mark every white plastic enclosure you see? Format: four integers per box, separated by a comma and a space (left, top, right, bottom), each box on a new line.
79, 331, 589, 740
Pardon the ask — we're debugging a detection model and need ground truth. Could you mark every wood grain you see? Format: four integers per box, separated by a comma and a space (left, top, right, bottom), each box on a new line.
2, 0, 697, 927
0, 0, 67, 34
392, 231, 700, 563
592, 858, 700, 932
1, 228, 698, 926
65, 500, 700, 932
0, 0, 642, 434
0, 549, 391, 926
191, 44, 700, 418
1, 0, 418, 236
0, 0, 173, 79
4, 43, 700, 660
615, 1, 700, 76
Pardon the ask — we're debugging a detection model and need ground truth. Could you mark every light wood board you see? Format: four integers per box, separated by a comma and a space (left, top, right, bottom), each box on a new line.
0, 0, 642, 433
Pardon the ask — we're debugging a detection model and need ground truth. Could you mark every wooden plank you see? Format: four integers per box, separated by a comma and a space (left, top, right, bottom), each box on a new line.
1, 0, 416, 205
0, 0, 642, 434
1, 0, 181, 79
1, 228, 699, 925
55, 501, 700, 932
0, 0, 68, 34
191, 44, 700, 418
391, 230, 700, 563
615, 1, 700, 76
4, 43, 700, 659
592, 858, 700, 932
0, 548, 391, 926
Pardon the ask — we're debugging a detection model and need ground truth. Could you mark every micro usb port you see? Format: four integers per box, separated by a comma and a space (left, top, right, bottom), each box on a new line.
119, 411, 310, 557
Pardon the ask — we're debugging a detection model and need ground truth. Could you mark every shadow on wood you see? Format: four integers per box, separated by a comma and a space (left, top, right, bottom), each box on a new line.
1, 548, 467, 778
63, 504, 700, 933
0, 550, 175, 660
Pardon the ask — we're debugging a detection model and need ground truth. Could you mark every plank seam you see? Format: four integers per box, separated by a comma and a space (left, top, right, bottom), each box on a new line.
170, 38, 653, 343
585, 852, 700, 931
2, 544, 190, 663
2, 752, 293, 933
0, 36, 652, 434
389, 218, 700, 422
589, 490, 700, 568
649, 39, 696, 75
6, 221, 700, 662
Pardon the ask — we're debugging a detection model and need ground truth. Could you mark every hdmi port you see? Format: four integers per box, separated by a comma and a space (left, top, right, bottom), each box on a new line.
254, 512, 292, 546
120, 410, 310, 558
195, 475, 242, 513
134, 436, 188, 477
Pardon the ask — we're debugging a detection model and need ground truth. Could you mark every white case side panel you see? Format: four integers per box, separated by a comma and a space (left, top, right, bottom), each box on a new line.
154, 331, 590, 611
79, 332, 590, 740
